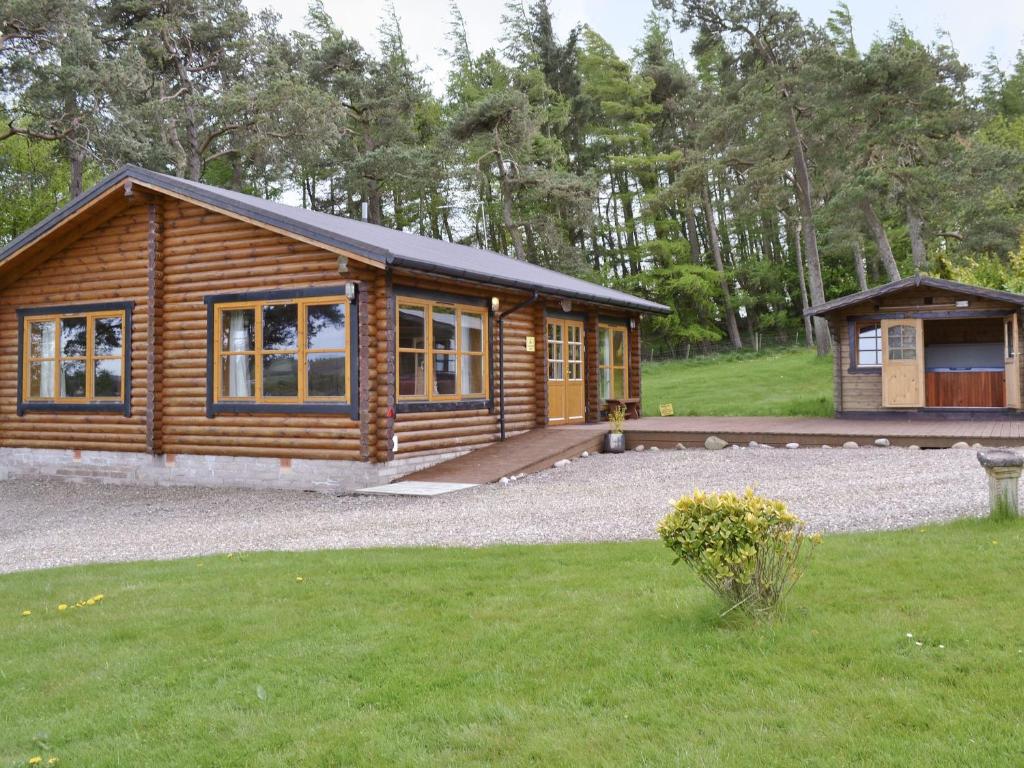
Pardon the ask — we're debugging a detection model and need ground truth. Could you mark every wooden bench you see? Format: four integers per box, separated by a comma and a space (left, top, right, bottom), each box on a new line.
605, 397, 641, 420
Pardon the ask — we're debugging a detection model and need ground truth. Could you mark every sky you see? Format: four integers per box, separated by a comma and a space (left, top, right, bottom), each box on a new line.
242, 0, 1024, 93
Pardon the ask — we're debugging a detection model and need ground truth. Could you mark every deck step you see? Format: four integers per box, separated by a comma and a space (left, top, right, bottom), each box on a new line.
400, 426, 606, 485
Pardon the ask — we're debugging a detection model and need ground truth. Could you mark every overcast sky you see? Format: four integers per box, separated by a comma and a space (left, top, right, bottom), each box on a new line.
243, 0, 1024, 92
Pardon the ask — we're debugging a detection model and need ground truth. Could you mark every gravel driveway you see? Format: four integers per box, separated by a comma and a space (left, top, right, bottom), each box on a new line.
0, 446, 993, 573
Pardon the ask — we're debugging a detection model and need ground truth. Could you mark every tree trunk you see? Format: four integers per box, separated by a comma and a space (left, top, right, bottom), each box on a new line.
786, 106, 830, 356
907, 204, 927, 272
792, 219, 814, 347
702, 184, 742, 349
685, 204, 701, 263
852, 239, 868, 291
860, 199, 901, 281
68, 145, 84, 199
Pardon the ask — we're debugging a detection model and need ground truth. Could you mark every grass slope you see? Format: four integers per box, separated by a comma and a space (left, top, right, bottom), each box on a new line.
641, 347, 834, 417
2, 520, 1023, 767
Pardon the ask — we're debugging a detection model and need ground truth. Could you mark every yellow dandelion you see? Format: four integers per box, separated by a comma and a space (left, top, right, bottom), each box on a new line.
295, 576, 304, 582
48, 759, 59, 766
227, 553, 234, 558
93, 594, 104, 602
57, 604, 68, 612
29, 757, 42, 766
21, 610, 31, 617
85, 598, 96, 606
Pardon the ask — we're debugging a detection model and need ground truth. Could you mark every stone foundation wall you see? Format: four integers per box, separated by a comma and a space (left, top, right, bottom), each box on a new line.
0, 447, 470, 493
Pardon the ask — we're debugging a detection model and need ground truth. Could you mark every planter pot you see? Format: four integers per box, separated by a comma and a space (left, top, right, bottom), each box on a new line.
604, 432, 626, 454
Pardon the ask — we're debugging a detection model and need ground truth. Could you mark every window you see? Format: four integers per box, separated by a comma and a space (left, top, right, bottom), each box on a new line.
599, 324, 628, 400
1006, 317, 1016, 359
887, 324, 917, 360
397, 299, 487, 401
213, 296, 349, 404
855, 322, 882, 368
20, 306, 128, 410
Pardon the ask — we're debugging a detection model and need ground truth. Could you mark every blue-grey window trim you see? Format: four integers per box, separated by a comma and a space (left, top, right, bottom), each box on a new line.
16, 301, 134, 417
847, 318, 882, 375
392, 286, 496, 414
204, 284, 359, 418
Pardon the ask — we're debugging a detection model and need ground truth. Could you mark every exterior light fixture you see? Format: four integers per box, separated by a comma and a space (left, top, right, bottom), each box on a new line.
629, 317, 637, 330
560, 299, 572, 313
344, 282, 357, 301
491, 296, 500, 313
336, 254, 349, 274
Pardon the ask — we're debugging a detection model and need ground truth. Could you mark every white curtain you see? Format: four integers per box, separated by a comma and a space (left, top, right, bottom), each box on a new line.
227, 311, 252, 397
37, 322, 55, 398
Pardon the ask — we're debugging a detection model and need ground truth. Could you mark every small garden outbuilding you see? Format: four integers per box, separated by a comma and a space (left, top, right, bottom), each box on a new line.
807, 276, 1024, 415
0, 166, 668, 490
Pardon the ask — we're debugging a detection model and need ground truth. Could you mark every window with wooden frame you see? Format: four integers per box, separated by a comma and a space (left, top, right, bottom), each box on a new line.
19, 304, 130, 413
397, 299, 488, 402
598, 324, 628, 400
212, 295, 350, 406
855, 321, 882, 368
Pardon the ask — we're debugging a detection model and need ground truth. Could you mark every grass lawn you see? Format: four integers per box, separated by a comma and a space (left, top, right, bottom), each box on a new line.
641, 346, 834, 417
2, 520, 1023, 766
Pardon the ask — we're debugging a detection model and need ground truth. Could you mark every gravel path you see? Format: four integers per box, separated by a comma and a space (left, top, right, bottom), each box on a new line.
0, 446, 993, 573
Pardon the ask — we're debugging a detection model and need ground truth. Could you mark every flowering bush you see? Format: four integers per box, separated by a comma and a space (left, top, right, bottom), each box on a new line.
657, 489, 818, 619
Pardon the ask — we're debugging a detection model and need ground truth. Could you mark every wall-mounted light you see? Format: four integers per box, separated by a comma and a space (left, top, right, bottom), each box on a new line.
560, 299, 572, 313
345, 282, 357, 301
337, 254, 349, 274
629, 317, 637, 330
491, 296, 500, 313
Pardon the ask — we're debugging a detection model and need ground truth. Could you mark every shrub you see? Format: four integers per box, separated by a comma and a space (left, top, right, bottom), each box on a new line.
657, 489, 819, 619
608, 405, 627, 433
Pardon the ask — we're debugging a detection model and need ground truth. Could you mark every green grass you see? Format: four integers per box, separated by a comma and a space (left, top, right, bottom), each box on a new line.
642, 346, 834, 417
2, 520, 1023, 766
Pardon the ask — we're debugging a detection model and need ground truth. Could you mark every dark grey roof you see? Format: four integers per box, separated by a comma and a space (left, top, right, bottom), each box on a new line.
805, 275, 1024, 317
0, 165, 669, 314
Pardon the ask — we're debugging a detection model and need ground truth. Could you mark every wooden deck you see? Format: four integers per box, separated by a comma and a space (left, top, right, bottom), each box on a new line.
399, 415, 1024, 485
401, 425, 606, 484
620, 415, 1024, 449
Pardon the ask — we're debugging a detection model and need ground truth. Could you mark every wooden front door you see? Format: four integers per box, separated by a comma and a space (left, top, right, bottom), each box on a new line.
547, 318, 585, 423
1006, 314, 1021, 409
881, 318, 925, 407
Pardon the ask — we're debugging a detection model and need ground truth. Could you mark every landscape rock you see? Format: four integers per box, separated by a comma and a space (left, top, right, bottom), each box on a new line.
749, 440, 760, 448
785, 442, 800, 449
704, 436, 729, 450
951, 441, 971, 449
580, 451, 589, 458
972, 443, 983, 449
675, 443, 685, 450
554, 459, 571, 468
874, 438, 891, 447
843, 441, 859, 449
821, 444, 832, 449
635, 445, 646, 452
650, 446, 659, 452
907, 445, 920, 450
499, 476, 510, 485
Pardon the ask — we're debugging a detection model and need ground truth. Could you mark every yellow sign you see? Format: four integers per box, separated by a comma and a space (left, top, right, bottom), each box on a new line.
659, 403, 675, 417
525, 335, 536, 352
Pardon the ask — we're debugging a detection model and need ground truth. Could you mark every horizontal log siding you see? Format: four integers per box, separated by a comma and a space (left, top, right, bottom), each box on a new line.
0, 204, 149, 452
159, 200, 368, 461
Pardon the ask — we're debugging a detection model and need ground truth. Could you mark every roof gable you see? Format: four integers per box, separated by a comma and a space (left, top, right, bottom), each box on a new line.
0, 165, 669, 314
805, 276, 1024, 317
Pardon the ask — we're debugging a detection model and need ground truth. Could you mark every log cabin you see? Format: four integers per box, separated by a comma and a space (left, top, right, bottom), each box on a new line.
0, 165, 668, 491
807, 276, 1024, 416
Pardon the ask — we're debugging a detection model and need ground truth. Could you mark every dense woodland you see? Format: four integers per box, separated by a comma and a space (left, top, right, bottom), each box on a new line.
2, 0, 1024, 356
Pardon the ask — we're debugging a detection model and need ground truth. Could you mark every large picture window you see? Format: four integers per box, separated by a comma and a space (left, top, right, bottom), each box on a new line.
598, 324, 628, 400
397, 299, 487, 402
20, 305, 129, 413
212, 295, 349, 405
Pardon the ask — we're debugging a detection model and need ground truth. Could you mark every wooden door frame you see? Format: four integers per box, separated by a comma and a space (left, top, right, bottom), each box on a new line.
545, 316, 586, 423
1006, 313, 1021, 409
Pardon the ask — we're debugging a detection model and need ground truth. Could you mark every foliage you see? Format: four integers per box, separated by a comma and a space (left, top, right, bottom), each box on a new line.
658, 488, 818, 618
4, 0, 1024, 352
607, 403, 626, 433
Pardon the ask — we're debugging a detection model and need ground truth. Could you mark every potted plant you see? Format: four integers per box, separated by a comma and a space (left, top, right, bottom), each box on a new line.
604, 405, 627, 453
